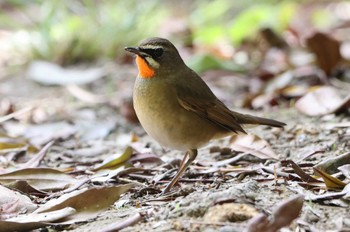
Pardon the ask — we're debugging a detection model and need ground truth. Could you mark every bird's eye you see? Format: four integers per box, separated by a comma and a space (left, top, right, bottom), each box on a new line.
153, 48, 163, 58
140, 47, 164, 59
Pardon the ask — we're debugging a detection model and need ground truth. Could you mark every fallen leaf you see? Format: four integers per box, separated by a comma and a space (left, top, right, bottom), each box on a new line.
229, 134, 279, 160
23, 122, 76, 146
322, 121, 350, 130
93, 146, 133, 171
91, 165, 127, 182
303, 188, 347, 201
66, 85, 108, 104
0, 185, 37, 219
34, 184, 133, 223
269, 194, 304, 230
6, 180, 48, 197
27, 61, 105, 85
129, 152, 163, 164
0, 133, 38, 154
295, 86, 350, 116
245, 213, 269, 232
0, 208, 75, 232
281, 160, 320, 183
0, 107, 33, 124
0, 221, 50, 232
74, 119, 116, 141
264, 71, 294, 94
21, 141, 54, 168
279, 85, 309, 98
314, 167, 347, 190
338, 164, 350, 179
7, 207, 75, 223
246, 194, 304, 232
101, 211, 147, 232
0, 168, 77, 191
306, 32, 342, 75
315, 152, 350, 174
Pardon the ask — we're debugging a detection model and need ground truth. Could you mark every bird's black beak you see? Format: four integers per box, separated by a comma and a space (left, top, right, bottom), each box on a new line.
125, 46, 140, 54
125, 46, 151, 58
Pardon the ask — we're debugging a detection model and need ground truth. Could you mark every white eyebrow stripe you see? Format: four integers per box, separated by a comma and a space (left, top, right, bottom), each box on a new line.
140, 45, 163, 50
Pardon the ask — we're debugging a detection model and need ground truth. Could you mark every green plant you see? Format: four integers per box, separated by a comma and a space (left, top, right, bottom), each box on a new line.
10, 0, 167, 65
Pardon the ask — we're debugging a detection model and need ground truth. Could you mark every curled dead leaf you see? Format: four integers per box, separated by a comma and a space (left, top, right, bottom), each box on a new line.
295, 86, 350, 116
34, 184, 133, 224
0, 185, 37, 219
93, 146, 133, 171
229, 134, 279, 160
306, 32, 342, 75
0, 168, 77, 191
313, 167, 347, 190
245, 194, 304, 232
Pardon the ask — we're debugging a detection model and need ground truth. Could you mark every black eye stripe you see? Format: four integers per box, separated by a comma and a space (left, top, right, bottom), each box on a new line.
140, 48, 163, 58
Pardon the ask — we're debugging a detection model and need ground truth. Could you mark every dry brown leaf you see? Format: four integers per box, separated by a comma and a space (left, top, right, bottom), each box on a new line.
313, 167, 347, 190
281, 160, 320, 183
21, 141, 54, 168
93, 146, 132, 171
27, 61, 105, 85
66, 85, 108, 104
304, 188, 348, 201
306, 32, 342, 75
315, 152, 350, 174
245, 194, 304, 232
270, 194, 304, 229
338, 164, 350, 179
23, 122, 76, 146
129, 152, 163, 164
0, 185, 37, 219
0, 207, 75, 232
101, 211, 147, 232
0, 168, 77, 191
7, 207, 75, 223
229, 134, 279, 160
0, 133, 38, 154
295, 86, 350, 116
6, 180, 48, 197
0, 107, 33, 124
34, 184, 133, 223
0, 221, 49, 232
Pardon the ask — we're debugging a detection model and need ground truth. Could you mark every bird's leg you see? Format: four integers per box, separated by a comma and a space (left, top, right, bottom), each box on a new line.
162, 149, 198, 194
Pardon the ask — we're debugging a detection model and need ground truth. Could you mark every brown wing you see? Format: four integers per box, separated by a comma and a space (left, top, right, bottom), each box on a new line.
175, 76, 246, 134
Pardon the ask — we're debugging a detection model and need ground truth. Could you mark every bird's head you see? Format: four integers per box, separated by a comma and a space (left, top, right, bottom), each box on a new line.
125, 37, 184, 79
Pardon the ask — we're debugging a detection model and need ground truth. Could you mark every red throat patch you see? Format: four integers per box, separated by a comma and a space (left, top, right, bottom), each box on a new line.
136, 56, 155, 78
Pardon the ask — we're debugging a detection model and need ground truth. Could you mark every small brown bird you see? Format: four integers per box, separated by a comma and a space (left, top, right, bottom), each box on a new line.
125, 38, 285, 193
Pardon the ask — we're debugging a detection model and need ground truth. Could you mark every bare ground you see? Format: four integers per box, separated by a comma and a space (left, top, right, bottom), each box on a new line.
0, 63, 349, 232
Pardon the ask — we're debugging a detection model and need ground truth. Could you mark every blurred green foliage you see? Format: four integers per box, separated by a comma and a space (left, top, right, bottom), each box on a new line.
1, 0, 166, 65
0, 0, 334, 65
191, 1, 297, 45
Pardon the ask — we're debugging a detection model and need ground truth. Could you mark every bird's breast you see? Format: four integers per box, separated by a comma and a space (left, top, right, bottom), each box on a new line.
133, 77, 227, 150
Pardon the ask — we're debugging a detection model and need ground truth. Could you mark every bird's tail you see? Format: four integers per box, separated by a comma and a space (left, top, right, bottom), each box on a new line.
236, 113, 286, 128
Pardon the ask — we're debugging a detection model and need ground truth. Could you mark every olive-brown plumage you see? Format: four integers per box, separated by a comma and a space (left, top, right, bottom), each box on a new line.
125, 37, 285, 193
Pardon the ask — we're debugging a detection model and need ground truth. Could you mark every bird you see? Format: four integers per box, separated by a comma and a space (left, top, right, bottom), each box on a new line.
125, 37, 285, 193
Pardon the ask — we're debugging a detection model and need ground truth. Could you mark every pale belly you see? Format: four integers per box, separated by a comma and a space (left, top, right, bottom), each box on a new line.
133, 78, 227, 151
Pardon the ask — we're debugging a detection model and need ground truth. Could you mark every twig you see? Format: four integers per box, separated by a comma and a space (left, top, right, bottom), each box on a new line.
0, 106, 33, 123
101, 210, 151, 232
118, 177, 147, 187
22, 140, 55, 168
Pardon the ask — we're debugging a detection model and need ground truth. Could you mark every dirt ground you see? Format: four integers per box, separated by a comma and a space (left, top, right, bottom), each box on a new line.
0, 63, 349, 232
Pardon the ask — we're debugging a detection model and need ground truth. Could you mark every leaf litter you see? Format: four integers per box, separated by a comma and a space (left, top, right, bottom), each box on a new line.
1, 71, 349, 232
1, 4, 350, 232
